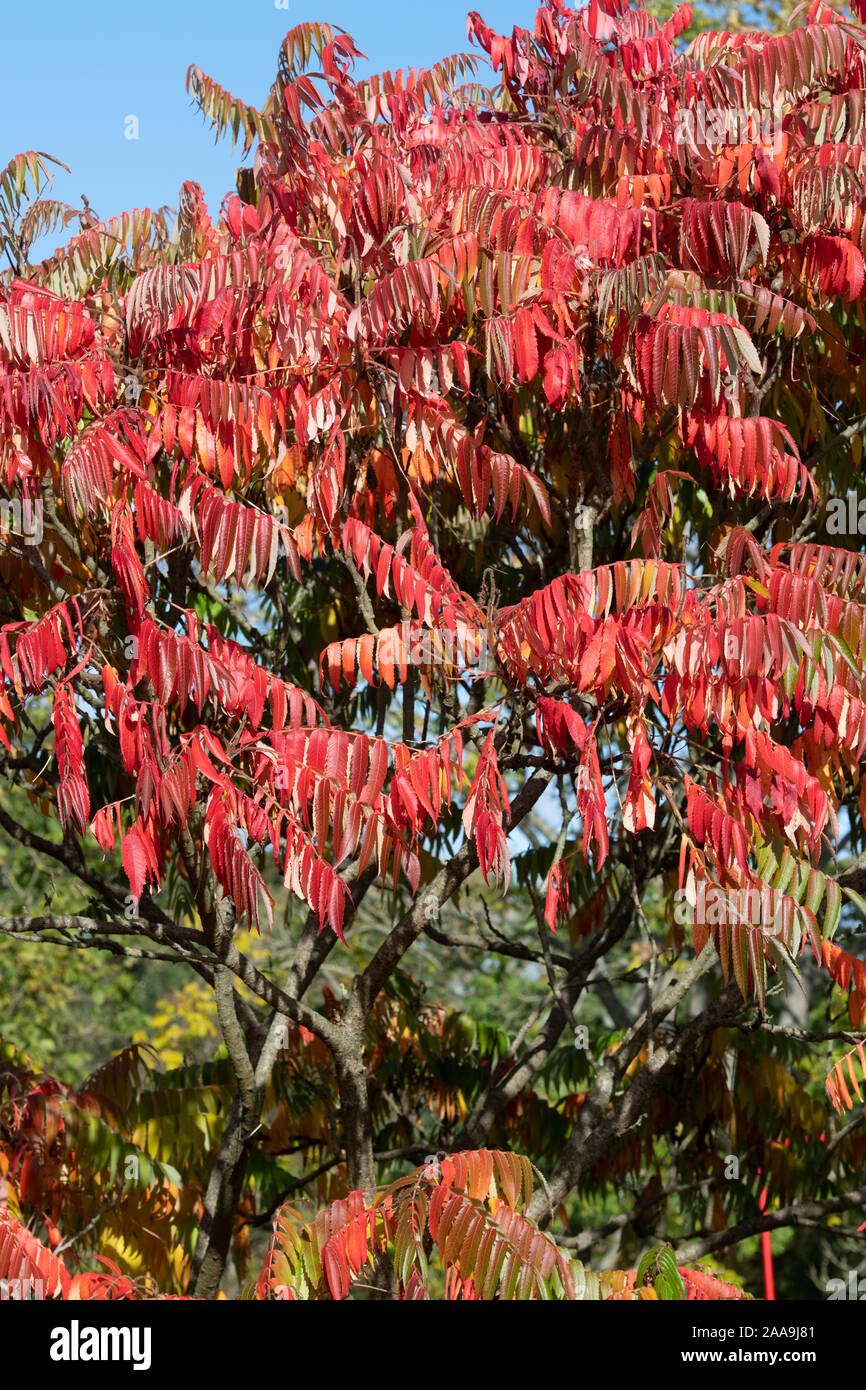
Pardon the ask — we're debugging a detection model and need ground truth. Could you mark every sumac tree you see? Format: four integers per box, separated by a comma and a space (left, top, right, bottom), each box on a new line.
2, 0, 866, 1300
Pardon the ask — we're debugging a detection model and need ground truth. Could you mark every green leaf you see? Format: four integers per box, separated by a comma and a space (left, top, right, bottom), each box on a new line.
842, 885, 866, 922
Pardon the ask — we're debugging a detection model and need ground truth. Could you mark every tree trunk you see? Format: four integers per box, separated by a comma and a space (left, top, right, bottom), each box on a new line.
188, 1092, 253, 1299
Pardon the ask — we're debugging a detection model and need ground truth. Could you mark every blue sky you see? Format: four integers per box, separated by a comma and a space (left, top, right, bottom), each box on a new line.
2, 1, 529, 259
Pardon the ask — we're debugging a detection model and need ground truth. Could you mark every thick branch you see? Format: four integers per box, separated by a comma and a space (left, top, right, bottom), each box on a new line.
674, 1185, 866, 1263
527, 962, 744, 1224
